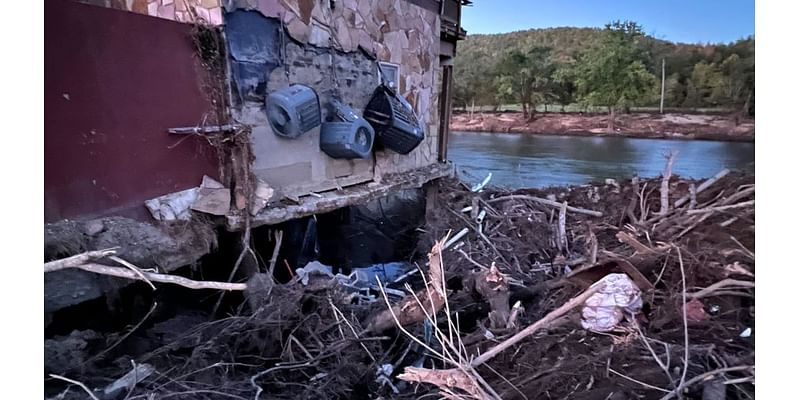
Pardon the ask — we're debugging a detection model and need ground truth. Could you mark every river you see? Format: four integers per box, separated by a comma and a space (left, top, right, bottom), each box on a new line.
448, 131, 755, 188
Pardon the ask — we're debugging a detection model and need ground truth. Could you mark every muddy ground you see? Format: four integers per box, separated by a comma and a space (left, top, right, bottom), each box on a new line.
450, 112, 755, 142
44, 167, 755, 400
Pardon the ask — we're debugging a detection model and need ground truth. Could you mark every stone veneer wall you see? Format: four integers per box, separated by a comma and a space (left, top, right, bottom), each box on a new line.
78, 0, 224, 25
76, 0, 441, 184
232, 0, 441, 179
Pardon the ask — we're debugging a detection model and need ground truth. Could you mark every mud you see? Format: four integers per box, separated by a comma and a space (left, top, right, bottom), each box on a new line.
44, 171, 754, 400
45, 217, 218, 313
450, 112, 755, 142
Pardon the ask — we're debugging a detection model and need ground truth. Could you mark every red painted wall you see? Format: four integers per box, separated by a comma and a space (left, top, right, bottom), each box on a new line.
45, 0, 220, 222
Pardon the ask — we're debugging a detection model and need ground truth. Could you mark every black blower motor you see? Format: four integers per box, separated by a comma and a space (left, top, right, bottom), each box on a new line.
363, 84, 425, 154
320, 99, 375, 159
266, 84, 321, 139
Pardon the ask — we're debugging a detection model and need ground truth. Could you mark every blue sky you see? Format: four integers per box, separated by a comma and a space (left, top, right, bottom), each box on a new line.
461, 0, 755, 44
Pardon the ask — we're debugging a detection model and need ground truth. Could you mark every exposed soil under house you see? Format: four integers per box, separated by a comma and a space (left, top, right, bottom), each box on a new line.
44, 169, 755, 400
450, 111, 755, 142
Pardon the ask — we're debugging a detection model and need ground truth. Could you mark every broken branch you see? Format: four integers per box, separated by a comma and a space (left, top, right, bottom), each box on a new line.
659, 151, 678, 216
674, 168, 730, 208
688, 279, 755, 299
398, 367, 491, 400
685, 200, 755, 215
487, 195, 603, 217
47, 262, 247, 291
48, 374, 101, 400
44, 248, 118, 273
470, 283, 605, 367
658, 365, 754, 400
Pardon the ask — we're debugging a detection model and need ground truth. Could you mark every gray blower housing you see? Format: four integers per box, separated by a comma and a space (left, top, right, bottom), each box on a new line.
266, 84, 321, 139
319, 99, 374, 159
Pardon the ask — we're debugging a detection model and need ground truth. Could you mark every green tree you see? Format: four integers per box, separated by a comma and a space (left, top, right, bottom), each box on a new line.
684, 61, 724, 107
552, 65, 578, 111
571, 20, 657, 130
452, 26, 754, 116
494, 46, 556, 120
664, 73, 686, 108
453, 48, 497, 114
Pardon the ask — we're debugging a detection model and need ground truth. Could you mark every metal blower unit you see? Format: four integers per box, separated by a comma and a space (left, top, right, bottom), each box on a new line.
266, 84, 321, 139
363, 84, 425, 155
320, 99, 375, 159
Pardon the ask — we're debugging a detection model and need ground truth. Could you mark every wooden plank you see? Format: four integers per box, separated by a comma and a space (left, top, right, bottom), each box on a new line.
226, 163, 453, 230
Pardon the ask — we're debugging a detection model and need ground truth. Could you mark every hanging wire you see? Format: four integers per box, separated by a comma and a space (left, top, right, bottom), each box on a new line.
280, 13, 290, 81
328, 37, 342, 100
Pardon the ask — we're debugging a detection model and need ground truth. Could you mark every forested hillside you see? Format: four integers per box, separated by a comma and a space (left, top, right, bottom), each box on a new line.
453, 22, 755, 120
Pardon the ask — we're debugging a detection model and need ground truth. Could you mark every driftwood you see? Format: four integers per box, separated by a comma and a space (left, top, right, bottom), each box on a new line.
557, 201, 568, 251
43, 248, 118, 273
470, 283, 605, 367
398, 367, 485, 400
45, 262, 248, 291
686, 200, 755, 215
366, 238, 447, 333
674, 168, 730, 208
659, 151, 678, 216
658, 365, 754, 400
487, 195, 603, 217
474, 264, 511, 329
102, 363, 155, 398
394, 282, 607, 398
688, 278, 755, 299
48, 374, 100, 400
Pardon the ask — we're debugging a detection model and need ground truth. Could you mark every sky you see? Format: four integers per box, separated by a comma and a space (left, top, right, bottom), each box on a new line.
461, 0, 755, 44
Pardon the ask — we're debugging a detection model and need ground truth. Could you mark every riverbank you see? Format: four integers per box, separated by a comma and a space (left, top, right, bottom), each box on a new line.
450, 111, 755, 142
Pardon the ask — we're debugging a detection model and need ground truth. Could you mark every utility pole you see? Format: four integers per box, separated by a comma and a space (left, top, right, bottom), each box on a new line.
660, 58, 666, 114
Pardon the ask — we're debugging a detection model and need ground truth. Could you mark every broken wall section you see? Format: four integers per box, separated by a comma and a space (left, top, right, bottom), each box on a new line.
225, 0, 442, 200
44, 217, 217, 312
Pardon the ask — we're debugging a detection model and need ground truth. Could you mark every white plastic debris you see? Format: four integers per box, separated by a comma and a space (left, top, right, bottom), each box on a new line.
476, 209, 487, 224
739, 327, 752, 338
294, 261, 335, 285
471, 172, 493, 192
581, 273, 643, 332
443, 228, 469, 250
250, 178, 275, 216
375, 363, 399, 393
144, 188, 199, 221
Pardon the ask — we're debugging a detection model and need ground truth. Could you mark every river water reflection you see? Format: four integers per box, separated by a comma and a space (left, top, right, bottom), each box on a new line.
448, 131, 755, 188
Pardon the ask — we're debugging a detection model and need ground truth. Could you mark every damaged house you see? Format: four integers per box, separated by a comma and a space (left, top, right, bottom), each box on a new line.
45, 0, 468, 315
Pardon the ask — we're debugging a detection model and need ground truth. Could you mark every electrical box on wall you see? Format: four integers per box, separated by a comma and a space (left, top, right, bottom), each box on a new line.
320, 99, 374, 159
266, 84, 321, 139
363, 85, 425, 155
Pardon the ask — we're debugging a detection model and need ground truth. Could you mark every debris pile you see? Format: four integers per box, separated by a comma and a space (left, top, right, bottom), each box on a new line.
419, 164, 754, 399
44, 160, 755, 400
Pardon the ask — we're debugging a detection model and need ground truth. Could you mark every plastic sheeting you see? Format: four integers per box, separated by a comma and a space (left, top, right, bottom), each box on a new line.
581, 273, 643, 332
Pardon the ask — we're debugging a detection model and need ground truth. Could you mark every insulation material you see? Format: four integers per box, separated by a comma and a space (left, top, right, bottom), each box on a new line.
144, 188, 198, 221
581, 273, 643, 332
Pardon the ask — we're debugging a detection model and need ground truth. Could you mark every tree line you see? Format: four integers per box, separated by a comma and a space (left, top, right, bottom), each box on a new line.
453, 21, 755, 128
